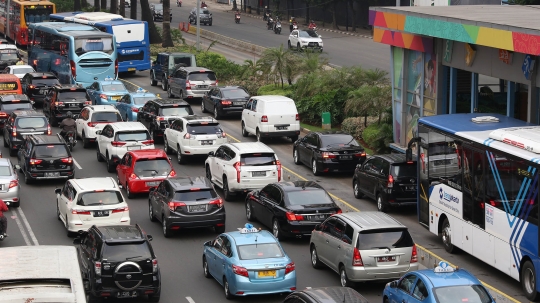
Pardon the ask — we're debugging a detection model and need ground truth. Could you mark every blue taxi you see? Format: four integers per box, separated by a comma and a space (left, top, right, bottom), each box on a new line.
116, 88, 158, 121
383, 262, 495, 303
86, 77, 129, 106
202, 223, 297, 299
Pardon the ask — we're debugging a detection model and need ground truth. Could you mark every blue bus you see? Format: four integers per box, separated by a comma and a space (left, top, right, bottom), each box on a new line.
49, 12, 150, 73
28, 22, 117, 87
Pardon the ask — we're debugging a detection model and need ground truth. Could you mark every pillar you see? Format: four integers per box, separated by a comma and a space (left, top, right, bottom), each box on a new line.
471, 73, 478, 113
449, 67, 457, 114
527, 56, 539, 124
507, 81, 515, 118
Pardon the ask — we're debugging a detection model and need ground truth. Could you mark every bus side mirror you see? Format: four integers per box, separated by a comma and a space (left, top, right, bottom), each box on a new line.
406, 148, 412, 162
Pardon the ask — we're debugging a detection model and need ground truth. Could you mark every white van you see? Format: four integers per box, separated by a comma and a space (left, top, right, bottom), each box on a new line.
241, 95, 301, 142
0, 245, 86, 302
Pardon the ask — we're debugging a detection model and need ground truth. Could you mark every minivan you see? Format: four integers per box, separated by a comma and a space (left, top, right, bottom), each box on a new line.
167, 67, 217, 100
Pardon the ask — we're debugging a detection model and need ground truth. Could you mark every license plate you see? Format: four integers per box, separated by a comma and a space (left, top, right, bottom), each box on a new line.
128, 67, 136, 71
39, 89, 46, 94
45, 172, 60, 177
233, 101, 244, 106
309, 215, 326, 221
406, 186, 417, 191
434, 159, 452, 165
188, 204, 206, 212
111, 96, 121, 100
94, 210, 110, 217
200, 140, 213, 145
127, 146, 141, 150
340, 155, 353, 160
117, 291, 137, 298
69, 103, 79, 107
252, 171, 266, 177
197, 85, 208, 89
146, 181, 160, 186
276, 126, 288, 130
258, 270, 276, 278
377, 256, 396, 262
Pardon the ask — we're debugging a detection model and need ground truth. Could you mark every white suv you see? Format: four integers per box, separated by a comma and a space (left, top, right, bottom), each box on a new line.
241, 95, 301, 142
54, 177, 130, 236
76, 105, 123, 148
96, 122, 155, 172
205, 142, 282, 201
163, 115, 228, 164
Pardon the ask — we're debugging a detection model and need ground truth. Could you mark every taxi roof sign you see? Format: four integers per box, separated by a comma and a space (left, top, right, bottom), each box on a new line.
238, 223, 259, 234
104, 76, 114, 81
434, 261, 455, 273
136, 87, 147, 93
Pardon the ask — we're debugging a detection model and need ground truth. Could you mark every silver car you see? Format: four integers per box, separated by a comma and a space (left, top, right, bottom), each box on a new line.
309, 212, 419, 287
167, 67, 217, 100
0, 158, 20, 207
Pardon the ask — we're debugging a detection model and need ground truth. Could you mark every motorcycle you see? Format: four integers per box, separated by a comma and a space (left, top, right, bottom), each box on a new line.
0, 218, 5, 241
177, 0, 182, 6
263, 12, 270, 21
235, 14, 240, 24
64, 131, 77, 151
267, 18, 274, 30
274, 21, 281, 34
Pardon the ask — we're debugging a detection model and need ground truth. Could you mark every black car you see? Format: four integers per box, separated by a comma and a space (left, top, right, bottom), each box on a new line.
137, 99, 193, 141
43, 84, 91, 126
0, 94, 33, 129
283, 287, 370, 303
148, 176, 226, 237
151, 3, 172, 21
3, 110, 50, 156
0, 48, 21, 69
245, 181, 341, 240
17, 134, 75, 183
73, 224, 161, 302
22, 72, 60, 104
293, 131, 366, 175
201, 86, 250, 119
352, 154, 417, 212
150, 52, 197, 90
189, 7, 212, 25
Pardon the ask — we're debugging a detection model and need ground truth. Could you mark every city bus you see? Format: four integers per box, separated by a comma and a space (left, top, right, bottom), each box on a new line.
0, 0, 56, 46
49, 12, 150, 73
408, 113, 540, 300
28, 22, 117, 87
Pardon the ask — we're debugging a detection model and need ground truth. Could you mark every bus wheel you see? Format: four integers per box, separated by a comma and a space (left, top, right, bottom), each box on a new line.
522, 261, 540, 301
441, 219, 455, 253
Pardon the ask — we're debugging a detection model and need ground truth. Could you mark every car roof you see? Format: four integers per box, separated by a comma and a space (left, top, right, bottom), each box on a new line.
94, 225, 145, 242
29, 135, 64, 145
167, 176, 212, 191
27, 72, 56, 78
275, 181, 324, 192
181, 67, 213, 73
374, 154, 414, 163
0, 74, 20, 81
339, 212, 406, 230
296, 287, 370, 303
87, 105, 118, 112
110, 121, 147, 131
229, 142, 274, 153
13, 110, 44, 117
97, 80, 124, 85
152, 98, 189, 106
217, 86, 245, 91
129, 149, 168, 160
10, 65, 33, 69
71, 177, 119, 191
182, 115, 217, 123
252, 95, 294, 102
0, 158, 12, 167
129, 92, 157, 98
54, 84, 86, 90
227, 230, 277, 245
415, 268, 482, 288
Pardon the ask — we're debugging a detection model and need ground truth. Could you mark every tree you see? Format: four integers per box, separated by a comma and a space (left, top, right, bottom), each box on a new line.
345, 84, 391, 125
259, 45, 292, 88
509, 0, 540, 3
119, 0, 125, 17
301, 51, 328, 74
110, 0, 118, 13
74, 0, 81, 11
101, 0, 106, 11
140, 0, 162, 44
363, 68, 389, 86
130, 0, 137, 19
162, 0, 174, 47
94, 0, 100, 11
347, 0, 357, 31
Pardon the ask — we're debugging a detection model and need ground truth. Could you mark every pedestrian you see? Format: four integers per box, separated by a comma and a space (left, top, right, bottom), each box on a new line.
0, 199, 8, 237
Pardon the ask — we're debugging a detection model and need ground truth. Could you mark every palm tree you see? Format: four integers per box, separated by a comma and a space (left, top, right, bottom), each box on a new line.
162, 0, 174, 47
283, 52, 302, 85
74, 0, 82, 11
94, 0, 100, 11
259, 45, 292, 88
363, 68, 389, 86
301, 51, 328, 74
130, 0, 137, 19
140, 0, 162, 44
345, 85, 391, 126
111, 0, 118, 13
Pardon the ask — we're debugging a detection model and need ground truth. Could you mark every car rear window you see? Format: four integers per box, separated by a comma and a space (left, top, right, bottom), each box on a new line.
0, 166, 11, 176
13, 67, 34, 74
103, 242, 152, 261
320, 134, 360, 147
237, 243, 284, 260
115, 131, 149, 141
186, 123, 223, 135
33, 78, 59, 86
160, 106, 192, 117
102, 84, 126, 91
391, 163, 417, 178
188, 72, 216, 81
433, 285, 492, 303
2, 103, 32, 111
133, 96, 156, 105
33, 145, 69, 158
78, 191, 124, 206
240, 153, 277, 166
357, 228, 414, 250
173, 189, 217, 201
91, 112, 122, 122
16, 117, 47, 128
262, 101, 297, 114
134, 159, 171, 177
222, 89, 249, 99
171, 56, 193, 68
58, 91, 87, 100
286, 189, 334, 206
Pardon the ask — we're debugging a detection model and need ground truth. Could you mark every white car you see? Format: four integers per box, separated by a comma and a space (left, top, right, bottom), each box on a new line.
288, 29, 323, 52
163, 115, 228, 164
54, 177, 130, 236
2, 65, 35, 79
205, 142, 281, 201
96, 122, 155, 172
76, 105, 123, 148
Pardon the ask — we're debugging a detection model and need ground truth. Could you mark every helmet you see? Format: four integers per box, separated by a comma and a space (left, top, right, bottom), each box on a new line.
66, 111, 73, 119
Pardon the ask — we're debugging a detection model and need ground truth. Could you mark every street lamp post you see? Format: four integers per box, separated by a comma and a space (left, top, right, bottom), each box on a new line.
196, 0, 201, 50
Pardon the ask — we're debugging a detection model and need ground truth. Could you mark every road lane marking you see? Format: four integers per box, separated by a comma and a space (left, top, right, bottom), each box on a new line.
12, 212, 31, 246
17, 208, 39, 246
73, 158, 82, 170
186, 297, 196, 303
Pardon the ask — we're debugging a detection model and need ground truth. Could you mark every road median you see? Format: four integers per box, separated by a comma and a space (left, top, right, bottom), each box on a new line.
187, 26, 266, 56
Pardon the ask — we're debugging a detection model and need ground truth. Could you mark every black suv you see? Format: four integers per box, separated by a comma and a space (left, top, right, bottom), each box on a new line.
352, 154, 417, 212
138, 99, 193, 141
3, 110, 50, 156
73, 225, 161, 302
188, 7, 213, 25
43, 84, 91, 126
150, 52, 196, 90
149, 176, 226, 237
17, 134, 74, 184
21, 72, 60, 104
151, 3, 172, 22
0, 94, 33, 129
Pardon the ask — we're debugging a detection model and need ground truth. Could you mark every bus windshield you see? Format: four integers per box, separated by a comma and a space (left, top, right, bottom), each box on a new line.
24, 7, 54, 25
74, 37, 114, 56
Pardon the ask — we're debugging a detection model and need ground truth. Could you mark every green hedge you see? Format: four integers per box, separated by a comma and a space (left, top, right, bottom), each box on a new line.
257, 84, 294, 97
362, 123, 393, 154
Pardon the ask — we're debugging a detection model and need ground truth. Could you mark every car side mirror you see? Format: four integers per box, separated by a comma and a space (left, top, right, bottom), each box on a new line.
314, 224, 321, 231
95, 130, 102, 135
390, 281, 398, 288
55, 188, 61, 195
73, 237, 81, 245
204, 240, 212, 246
147, 235, 153, 241
208, 151, 214, 157
14, 164, 20, 170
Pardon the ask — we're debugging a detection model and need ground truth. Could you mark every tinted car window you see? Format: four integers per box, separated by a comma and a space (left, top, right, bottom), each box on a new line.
12, 67, 34, 74
33, 145, 69, 158
391, 163, 416, 178
240, 153, 277, 166
116, 131, 149, 141
103, 242, 152, 261
102, 84, 126, 91
357, 228, 414, 250
237, 243, 284, 260
133, 97, 155, 105
186, 123, 222, 135
286, 189, 333, 206
222, 89, 249, 98
172, 56, 193, 67
78, 191, 124, 206
160, 106, 192, 116
0, 166, 11, 176
320, 134, 359, 147
92, 112, 122, 122
300, 30, 318, 38
16, 117, 47, 128
134, 159, 171, 177
433, 285, 492, 303
0, 53, 17, 60
33, 78, 59, 86
58, 91, 87, 100
173, 189, 217, 201
2, 103, 32, 111
188, 72, 216, 81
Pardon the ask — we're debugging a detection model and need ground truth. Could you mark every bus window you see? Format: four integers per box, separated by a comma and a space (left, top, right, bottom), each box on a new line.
24, 6, 53, 25
74, 38, 114, 56
427, 131, 460, 190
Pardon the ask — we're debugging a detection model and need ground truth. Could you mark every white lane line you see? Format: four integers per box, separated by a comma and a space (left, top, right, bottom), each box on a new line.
186, 297, 196, 303
17, 208, 39, 246
12, 213, 31, 246
73, 158, 82, 170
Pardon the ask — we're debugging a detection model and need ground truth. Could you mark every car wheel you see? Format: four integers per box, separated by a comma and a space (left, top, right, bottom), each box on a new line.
214, 106, 220, 119
148, 201, 157, 222
167, 86, 175, 98
177, 145, 186, 164
106, 152, 115, 173
290, 135, 298, 142
214, 225, 225, 234
288, 40, 291, 49
441, 218, 455, 253
293, 149, 301, 165
340, 265, 355, 287
297, 43, 301, 52
203, 256, 211, 278
96, 146, 104, 162
223, 277, 233, 300
241, 122, 248, 137
66, 217, 74, 237
82, 131, 90, 148
126, 183, 134, 199
246, 201, 255, 222
377, 194, 388, 213
272, 219, 283, 240
161, 77, 167, 91
353, 179, 364, 199
179, 90, 185, 100
206, 165, 212, 182
162, 216, 172, 238
222, 176, 233, 201
522, 261, 540, 301
150, 128, 156, 141
163, 137, 172, 154
209, 22, 212, 26
56, 200, 61, 221
201, 100, 207, 113
150, 72, 157, 86
312, 159, 320, 176
310, 245, 323, 269
9, 143, 16, 157
24, 170, 33, 184
3, 135, 7, 147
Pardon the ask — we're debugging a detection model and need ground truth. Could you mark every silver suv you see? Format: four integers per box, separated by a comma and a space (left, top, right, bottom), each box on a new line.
167, 67, 217, 100
309, 212, 419, 287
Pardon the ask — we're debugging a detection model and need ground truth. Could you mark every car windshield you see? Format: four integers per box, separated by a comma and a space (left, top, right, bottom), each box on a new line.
133, 96, 156, 105
12, 67, 34, 74
237, 243, 284, 260
433, 285, 492, 303
240, 153, 277, 166
357, 228, 414, 250
188, 72, 216, 81
103, 242, 152, 262
74, 37, 114, 56
78, 191, 124, 206
222, 89, 249, 98
33, 145, 69, 158
391, 164, 417, 178
33, 78, 59, 86
134, 159, 171, 177
0, 166, 11, 176
2, 103, 32, 111
173, 189, 217, 201
16, 117, 47, 128
186, 123, 222, 135
154, 4, 163, 10
91, 112, 122, 122
429, 143, 456, 156
102, 84, 127, 92
58, 91, 87, 100
0, 53, 17, 60
160, 106, 192, 116
299, 30, 318, 38
116, 131, 149, 141
286, 189, 334, 206
198, 9, 210, 14
321, 134, 359, 147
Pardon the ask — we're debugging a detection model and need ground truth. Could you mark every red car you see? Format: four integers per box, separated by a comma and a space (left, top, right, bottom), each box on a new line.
116, 149, 176, 198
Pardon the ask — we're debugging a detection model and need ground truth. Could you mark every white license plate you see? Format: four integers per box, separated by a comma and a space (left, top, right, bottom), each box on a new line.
146, 181, 160, 186
39, 89, 46, 94
377, 256, 396, 262
198, 85, 208, 89
276, 126, 288, 130
233, 101, 244, 106
340, 155, 352, 160
189, 205, 207, 212
309, 215, 326, 221
69, 103, 79, 107
252, 171, 266, 177
200, 140, 213, 145
117, 291, 137, 298
45, 172, 60, 177
127, 146, 141, 150
93, 210, 110, 217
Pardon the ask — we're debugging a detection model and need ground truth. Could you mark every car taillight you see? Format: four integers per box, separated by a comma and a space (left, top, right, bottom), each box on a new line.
11, 126, 16, 137
168, 170, 176, 177
84, 100, 92, 105
112, 206, 129, 213
47, 124, 51, 135
276, 160, 282, 181
218, 131, 227, 139
87, 122, 99, 127
114, 59, 118, 77
61, 157, 73, 164
286, 211, 304, 221
322, 152, 336, 159
0, 112, 8, 118
152, 259, 158, 274
295, 114, 299, 121
72, 209, 91, 215
285, 262, 295, 275
387, 174, 394, 188
221, 100, 232, 105
29, 158, 42, 165
94, 261, 101, 276
8, 180, 18, 189
185, 80, 192, 90
209, 198, 223, 208
354, 152, 366, 157
70, 60, 76, 80
132, 107, 139, 113
411, 244, 418, 263
142, 140, 154, 145
130, 173, 138, 179
353, 247, 363, 266
261, 115, 268, 122
111, 141, 126, 147
157, 117, 165, 121
184, 133, 196, 139
168, 201, 186, 211
54, 101, 64, 106
215, 80, 218, 86
233, 162, 241, 183
99, 94, 108, 100
232, 265, 248, 277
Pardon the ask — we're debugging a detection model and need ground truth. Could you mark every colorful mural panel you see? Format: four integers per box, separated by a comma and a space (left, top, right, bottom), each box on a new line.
392, 47, 404, 144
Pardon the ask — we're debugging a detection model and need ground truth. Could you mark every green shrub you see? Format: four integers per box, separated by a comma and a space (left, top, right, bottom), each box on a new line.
257, 84, 294, 97
295, 89, 348, 125
341, 117, 365, 139
196, 52, 242, 84
226, 77, 266, 96
362, 123, 393, 154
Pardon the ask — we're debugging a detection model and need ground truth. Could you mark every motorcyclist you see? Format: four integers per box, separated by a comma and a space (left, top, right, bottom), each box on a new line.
0, 199, 7, 237
263, 6, 270, 21
59, 111, 76, 139
201, 1, 207, 8
289, 16, 295, 32
309, 20, 317, 30
267, 15, 274, 30
274, 17, 281, 31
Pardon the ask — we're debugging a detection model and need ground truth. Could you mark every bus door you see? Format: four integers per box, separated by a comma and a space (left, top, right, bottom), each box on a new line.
418, 139, 429, 227
462, 145, 486, 229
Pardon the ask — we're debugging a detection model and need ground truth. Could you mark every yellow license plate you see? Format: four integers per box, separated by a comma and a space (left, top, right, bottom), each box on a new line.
111, 96, 121, 100
257, 270, 276, 278
128, 67, 136, 71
